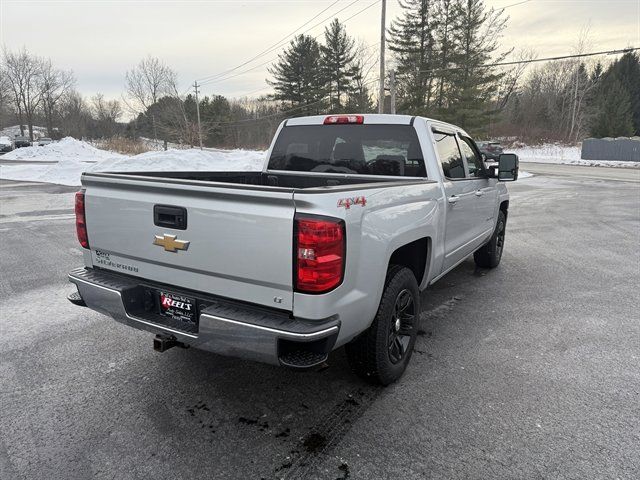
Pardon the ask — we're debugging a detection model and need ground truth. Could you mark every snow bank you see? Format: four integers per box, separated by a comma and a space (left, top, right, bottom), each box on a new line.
91, 148, 265, 173
511, 144, 640, 168
3, 137, 124, 162
0, 138, 266, 186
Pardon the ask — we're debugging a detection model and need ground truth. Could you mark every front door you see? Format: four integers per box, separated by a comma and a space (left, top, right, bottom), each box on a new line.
458, 135, 499, 240
433, 131, 483, 271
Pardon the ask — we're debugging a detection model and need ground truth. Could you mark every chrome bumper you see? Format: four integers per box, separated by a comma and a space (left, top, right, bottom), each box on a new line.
68, 267, 339, 367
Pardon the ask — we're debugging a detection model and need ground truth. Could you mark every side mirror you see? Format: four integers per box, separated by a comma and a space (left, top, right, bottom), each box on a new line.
496, 153, 518, 181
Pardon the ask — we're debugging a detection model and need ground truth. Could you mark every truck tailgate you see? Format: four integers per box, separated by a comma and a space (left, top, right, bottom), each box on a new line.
82, 174, 295, 311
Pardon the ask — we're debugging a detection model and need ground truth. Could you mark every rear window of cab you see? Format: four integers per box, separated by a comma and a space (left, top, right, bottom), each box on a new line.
268, 124, 426, 177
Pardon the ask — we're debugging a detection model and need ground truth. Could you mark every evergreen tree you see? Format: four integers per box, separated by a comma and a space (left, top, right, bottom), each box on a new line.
433, 0, 457, 111
388, 0, 438, 112
344, 57, 374, 113
590, 76, 634, 138
606, 52, 640, 135
200, 95, 231, 145
447, 0, 508, 133
320, 19, 356, 111
267, 35, 325, 116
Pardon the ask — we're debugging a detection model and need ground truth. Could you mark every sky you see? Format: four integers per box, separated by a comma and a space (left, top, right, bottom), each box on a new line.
1, 0, 639, 104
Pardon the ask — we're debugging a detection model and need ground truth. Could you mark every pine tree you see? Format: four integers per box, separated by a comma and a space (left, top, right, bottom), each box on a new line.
320, 19, 356, 111
388, 0, 438, 112
433, 0, 457, 111
344, 57, 374, 113
267, 35, 325, 115
606, 52, 640, 135
590, 76, 634, 138
447, 0, 508, 133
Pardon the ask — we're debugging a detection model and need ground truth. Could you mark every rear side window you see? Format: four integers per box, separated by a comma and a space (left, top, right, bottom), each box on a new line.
433, 132, 464, 179
268, 124, 426, 177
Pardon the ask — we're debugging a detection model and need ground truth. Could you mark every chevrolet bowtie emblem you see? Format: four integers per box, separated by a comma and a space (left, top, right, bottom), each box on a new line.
153, 234, 190, 252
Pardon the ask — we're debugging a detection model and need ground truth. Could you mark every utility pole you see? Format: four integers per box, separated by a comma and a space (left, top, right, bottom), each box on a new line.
390, 69, 396, 114
193, 81, 203, 150
378, 0, 386, 114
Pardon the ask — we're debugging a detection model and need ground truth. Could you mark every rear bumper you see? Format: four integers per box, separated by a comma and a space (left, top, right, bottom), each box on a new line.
68, 267, 339, 367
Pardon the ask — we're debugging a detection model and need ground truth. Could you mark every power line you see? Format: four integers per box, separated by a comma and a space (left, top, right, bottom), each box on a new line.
419, 47, 639, 74
196, 0, 342, 83
497, 0, 532, 10
199, 0, 380, 88
201, 40, 380, 97
215, 77, 380, 127
197, 0, 360, 84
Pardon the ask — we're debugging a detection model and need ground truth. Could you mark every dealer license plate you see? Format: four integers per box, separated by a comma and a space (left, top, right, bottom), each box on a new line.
158, 290, 196, 326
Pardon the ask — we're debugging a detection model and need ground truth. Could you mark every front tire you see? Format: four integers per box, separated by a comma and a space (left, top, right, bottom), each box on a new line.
345, 265, 420, 385
474, 210, 506, 268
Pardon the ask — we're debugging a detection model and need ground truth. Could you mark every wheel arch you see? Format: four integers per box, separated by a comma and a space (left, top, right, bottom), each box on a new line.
500, 199, 509, 220
388, 237, 430, 288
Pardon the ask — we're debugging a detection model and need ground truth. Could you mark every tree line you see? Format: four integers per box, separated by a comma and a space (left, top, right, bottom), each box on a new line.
1, 0, 638, 149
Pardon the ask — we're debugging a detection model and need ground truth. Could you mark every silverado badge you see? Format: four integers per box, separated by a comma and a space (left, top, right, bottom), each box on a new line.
153, 234, 190, 253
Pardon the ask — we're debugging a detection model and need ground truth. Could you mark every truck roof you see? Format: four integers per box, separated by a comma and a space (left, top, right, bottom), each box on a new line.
284, 114, 470, 137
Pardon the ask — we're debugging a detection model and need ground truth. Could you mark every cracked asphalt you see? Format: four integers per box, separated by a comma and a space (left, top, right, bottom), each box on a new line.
0, 165, 639, 479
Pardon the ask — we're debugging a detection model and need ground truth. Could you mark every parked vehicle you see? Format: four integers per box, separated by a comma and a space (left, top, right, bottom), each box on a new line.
477, 141, 504, 161
38, 137, 53, 146
13, 136, 31, 148
68, 114, 519, 385
0, 136, 13, 153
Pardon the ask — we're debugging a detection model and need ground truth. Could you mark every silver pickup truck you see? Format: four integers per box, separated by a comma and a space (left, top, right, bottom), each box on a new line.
68, 114, 518, 385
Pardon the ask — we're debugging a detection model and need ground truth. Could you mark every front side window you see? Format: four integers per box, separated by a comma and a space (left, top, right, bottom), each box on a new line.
458, 136, 484, 178
433, 132, 464, 179
268, 124, 426, 177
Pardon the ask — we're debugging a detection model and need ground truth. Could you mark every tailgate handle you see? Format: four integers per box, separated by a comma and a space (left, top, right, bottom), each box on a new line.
154, 205, 187, 230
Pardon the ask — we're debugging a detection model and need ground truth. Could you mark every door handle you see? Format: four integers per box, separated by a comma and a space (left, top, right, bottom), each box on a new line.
475, 190, 484, 197
448, 195, 459, 205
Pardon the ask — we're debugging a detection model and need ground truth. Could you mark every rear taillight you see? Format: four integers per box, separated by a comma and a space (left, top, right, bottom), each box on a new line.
324, 115, 363, 125
75, 190, 89, 249
295, 216, 345, 293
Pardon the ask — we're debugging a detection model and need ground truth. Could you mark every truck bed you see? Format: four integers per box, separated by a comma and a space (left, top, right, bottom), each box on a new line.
84, 170, 424, 190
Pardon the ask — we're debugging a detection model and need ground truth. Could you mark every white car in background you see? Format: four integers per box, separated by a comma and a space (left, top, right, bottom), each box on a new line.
38, 137, 53, 146
0, 136, 13, 153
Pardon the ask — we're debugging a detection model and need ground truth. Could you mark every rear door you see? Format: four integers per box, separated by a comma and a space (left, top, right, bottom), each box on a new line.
83, 174, 296, 311
433, 130, 480, 271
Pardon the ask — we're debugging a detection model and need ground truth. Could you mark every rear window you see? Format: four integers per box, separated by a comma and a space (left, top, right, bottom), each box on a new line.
268, 125, 426, 177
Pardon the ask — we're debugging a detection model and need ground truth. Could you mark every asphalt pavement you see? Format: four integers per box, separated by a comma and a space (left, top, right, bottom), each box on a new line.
1, 168, 639, 480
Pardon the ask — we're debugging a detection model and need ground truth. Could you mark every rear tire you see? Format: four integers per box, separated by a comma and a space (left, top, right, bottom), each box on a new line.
345, 265, 420, 385
474, 210, 506, 268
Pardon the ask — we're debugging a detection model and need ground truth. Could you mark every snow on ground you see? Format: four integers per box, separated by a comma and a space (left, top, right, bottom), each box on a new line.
0, 137, 266, 186
511, 144, 640, 168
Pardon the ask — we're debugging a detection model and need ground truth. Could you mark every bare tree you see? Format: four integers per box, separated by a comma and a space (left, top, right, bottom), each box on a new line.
58, 90, 92, 138
568, 24, 594, 141
0, 63, 13, 130
3, 48, 46, 140
91, 93, 122, 137
40, 60, 75, 138
124, 56, 177, 113
494, 48, 536, 112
